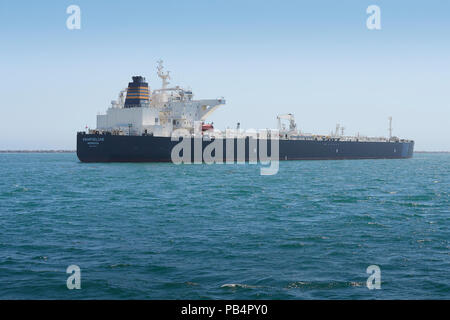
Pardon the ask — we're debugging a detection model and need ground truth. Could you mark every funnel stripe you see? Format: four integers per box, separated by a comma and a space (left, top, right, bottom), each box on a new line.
124, 76, 150, 108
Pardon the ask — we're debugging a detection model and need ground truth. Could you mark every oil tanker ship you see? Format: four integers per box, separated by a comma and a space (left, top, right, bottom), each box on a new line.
77, 61, 414, 163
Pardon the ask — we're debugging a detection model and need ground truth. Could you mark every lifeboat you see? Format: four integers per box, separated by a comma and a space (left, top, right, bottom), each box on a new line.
202, 123, 214, 131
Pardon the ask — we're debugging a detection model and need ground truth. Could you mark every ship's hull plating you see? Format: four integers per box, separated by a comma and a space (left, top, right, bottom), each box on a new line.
77, 133, 414, 162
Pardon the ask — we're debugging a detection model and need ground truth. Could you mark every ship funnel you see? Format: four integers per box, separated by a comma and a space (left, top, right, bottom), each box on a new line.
124, 76, 150, 108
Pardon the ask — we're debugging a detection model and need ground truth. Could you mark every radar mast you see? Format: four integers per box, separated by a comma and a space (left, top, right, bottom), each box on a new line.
157, 60, 171, 89
156, 60, 171, 103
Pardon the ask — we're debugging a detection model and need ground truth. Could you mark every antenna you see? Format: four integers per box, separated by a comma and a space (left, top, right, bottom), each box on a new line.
340, 126, 345, 136
157, 59, 170, 90
156, 60, 171, 103
388, 116, 393, 140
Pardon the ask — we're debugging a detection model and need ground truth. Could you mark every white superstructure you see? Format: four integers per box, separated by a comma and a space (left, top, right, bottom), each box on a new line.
96, 61, 225, 137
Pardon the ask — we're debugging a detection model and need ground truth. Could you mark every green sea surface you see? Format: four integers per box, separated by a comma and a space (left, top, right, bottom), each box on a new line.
0, 153, 448, 299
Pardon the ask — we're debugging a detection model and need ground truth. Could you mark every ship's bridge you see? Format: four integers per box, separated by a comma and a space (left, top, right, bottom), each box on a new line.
96, 61, 225, 137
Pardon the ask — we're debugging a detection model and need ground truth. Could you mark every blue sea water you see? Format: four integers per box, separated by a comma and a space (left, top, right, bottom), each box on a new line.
0, 153, 448, 299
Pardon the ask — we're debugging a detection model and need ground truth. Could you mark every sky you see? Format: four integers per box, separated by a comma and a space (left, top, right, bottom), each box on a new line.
0, 0, 449, 150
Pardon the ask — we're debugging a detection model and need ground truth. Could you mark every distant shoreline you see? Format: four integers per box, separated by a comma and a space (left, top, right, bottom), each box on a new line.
0, 150, 449, 154
414, 151, 450, 153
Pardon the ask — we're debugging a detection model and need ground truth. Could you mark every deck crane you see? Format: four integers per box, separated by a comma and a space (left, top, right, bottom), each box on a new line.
277, 113, 297, 131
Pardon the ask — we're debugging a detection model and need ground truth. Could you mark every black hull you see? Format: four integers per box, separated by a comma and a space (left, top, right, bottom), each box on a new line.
76, 133, 414, 163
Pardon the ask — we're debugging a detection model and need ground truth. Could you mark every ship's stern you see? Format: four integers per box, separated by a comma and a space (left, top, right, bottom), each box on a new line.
76, 132, 110, 162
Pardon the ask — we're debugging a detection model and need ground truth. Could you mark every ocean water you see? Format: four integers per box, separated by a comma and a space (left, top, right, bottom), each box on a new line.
0, 153, 448, 299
